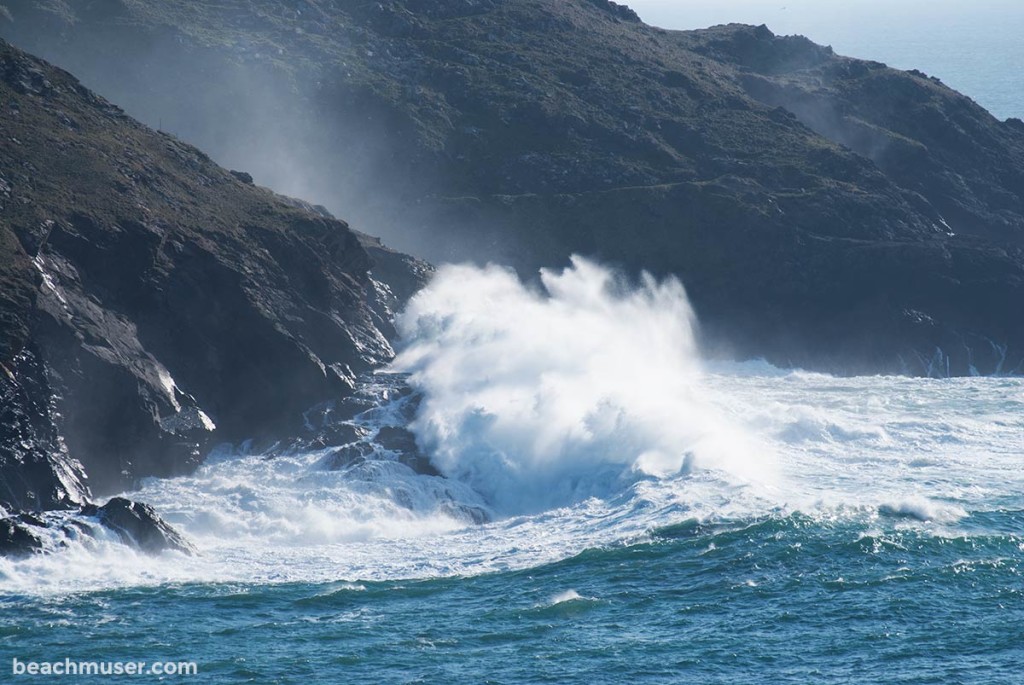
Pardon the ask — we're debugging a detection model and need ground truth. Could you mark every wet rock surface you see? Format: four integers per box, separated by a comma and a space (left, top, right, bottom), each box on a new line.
248, 373, 483, 522
0, 40, 428, 527
0, 345, 89, 512
81, 497, 195, 555
0, 513, 46, 557
283, 376, 442, 480
0, 497, 194, 558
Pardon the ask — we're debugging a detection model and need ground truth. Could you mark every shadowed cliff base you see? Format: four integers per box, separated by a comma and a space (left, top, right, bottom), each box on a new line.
0, 39, 428, 535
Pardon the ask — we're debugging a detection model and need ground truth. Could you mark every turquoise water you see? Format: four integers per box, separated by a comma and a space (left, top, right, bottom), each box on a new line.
5, 513, 1023, 683
3, 203, 1024, 681
630, 0, 1024, 120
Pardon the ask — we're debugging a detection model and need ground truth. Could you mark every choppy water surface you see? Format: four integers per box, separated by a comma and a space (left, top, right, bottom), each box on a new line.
2, 260, 1022, 683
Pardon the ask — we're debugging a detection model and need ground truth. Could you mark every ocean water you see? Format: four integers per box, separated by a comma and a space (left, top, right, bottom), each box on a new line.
2, 259, 1022, 682
629, 0, 1024, 120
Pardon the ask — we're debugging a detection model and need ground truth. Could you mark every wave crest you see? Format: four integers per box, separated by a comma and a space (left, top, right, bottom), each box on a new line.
392, 256, 773, 513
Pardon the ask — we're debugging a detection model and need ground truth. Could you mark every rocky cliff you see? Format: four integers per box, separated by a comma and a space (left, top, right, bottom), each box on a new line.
3, 0, 1019, 375
0, 38, 428, 524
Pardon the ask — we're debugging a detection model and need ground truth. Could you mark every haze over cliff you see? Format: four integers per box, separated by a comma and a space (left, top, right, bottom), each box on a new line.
4, 0, 1020, 375
0, 38, 427, 524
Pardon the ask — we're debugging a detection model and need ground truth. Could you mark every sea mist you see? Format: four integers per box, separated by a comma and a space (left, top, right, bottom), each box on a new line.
392, 256, 772, 514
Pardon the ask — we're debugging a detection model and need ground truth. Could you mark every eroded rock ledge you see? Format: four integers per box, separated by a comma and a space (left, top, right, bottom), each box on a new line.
0, 40, 430, 538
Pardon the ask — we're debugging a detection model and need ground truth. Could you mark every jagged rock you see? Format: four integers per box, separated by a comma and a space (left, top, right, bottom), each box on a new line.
0, 497, 192, 557
321, 442, 375, 471
81, 497, 194, 555
375, 426, 419, 454
306, 422, 369, 451
375, 426, 441, 477
396, 452, 442, 478
0, 39, 429, 510
0, 345, 89, 512
0, 513, 45, 557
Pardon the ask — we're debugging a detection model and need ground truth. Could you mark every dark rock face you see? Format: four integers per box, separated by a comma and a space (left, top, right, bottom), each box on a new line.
0, 497, 193, 558
81, 497, 194, 555
0, 513, 46, 557
375, 426, 420, 455
321, 442, 376, 471
374, 426, 441, 476
0, 345, 89, 512
0, 40, 429, 514
261, 376, 442, 479
2, 0, 1019, 375
314, 419, 440, 478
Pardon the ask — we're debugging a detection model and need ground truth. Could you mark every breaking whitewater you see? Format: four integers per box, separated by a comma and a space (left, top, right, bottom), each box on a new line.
3, 259, 1022, 683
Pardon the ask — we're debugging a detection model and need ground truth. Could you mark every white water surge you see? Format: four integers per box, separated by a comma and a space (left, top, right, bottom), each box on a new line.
2, 258, 1022, 594
391, 256, 773, 513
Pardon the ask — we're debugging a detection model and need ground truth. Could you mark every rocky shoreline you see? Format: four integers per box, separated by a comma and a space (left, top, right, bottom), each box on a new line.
0, 39, 428, 556
0, 497, 194, 558
1, 1, 1023, 556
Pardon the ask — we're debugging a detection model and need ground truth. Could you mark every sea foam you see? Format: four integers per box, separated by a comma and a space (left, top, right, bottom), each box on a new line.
4, 260, 1023, 595
392, 256, 774, 514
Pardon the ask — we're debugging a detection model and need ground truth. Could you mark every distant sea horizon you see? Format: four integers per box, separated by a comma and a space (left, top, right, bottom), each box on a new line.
628, 0, 1024, 121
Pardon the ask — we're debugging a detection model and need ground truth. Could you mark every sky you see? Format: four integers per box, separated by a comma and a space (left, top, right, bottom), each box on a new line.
624, 0, 1020, 33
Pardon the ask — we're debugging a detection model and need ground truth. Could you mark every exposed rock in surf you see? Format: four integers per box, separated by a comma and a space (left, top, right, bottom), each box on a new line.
306, 422, 371, 452
0, 513, 46, 557
321, 442, 375, 471
81, 497, 195, 555
443, 503, 491, 526
261, 376, 448, 481
0, 497, 194, 557
375, 426, 441, 477
375, 426, 420, 455
307, 411, 442, 478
